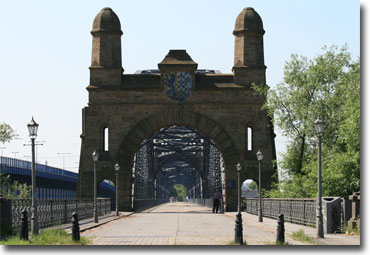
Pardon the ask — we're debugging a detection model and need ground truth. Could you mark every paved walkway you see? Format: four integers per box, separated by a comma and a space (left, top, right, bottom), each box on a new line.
225, 212, 360, 246
50, 211, 134, 235
79, 202, 359, 245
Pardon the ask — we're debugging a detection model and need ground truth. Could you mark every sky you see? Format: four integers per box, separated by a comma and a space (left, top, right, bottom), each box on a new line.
0, 0, 361, 173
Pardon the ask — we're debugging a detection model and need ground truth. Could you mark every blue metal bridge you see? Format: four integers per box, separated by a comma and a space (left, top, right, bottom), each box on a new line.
0, 156, 114, 202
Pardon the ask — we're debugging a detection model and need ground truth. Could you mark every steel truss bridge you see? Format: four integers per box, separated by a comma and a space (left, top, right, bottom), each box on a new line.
132, 125, 224, 201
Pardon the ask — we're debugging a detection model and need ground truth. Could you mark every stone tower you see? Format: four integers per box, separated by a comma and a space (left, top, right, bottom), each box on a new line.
233, 7, 266, 87
90, 7, 123, 87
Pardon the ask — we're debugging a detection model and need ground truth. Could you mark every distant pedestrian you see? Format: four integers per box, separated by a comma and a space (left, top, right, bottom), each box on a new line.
212, 189, 222, 213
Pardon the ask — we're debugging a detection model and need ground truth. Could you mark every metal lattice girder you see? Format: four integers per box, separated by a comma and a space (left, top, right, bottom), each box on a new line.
156, 154, 198, 169
207, 144, 222, 194
134, 125, 223, 200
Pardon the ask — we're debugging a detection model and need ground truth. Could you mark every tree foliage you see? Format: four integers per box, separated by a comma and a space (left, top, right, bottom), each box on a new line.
0, 122, 17, 144
249, 180, 258, 191
0, 173, 32, 199
169, 184, 188, 201
254, 45, 360, 198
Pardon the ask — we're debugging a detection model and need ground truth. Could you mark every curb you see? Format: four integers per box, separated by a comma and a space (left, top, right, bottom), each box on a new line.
65, 212, 135, 234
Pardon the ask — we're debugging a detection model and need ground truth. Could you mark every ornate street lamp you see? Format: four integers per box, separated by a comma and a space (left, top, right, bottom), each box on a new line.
314, 116, 324, 238
114, 163, 120, 216
256, 149, 263, 222
234, 162, 243, 244
27, 117, 39, 235
92, 150, 99, 223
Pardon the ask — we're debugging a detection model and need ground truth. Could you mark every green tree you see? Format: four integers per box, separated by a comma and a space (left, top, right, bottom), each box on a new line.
169, 186, 178, 198
170, 184, 188, 201
249, 181, 257, 191
254, 45, 360, 198
0, 173, 32, 199
0, 122, 17, 144
0, 122, 30, 199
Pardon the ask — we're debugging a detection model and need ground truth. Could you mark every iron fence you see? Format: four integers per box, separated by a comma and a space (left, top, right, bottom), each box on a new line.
10, 198, 111, 234
245, 198, 316, 227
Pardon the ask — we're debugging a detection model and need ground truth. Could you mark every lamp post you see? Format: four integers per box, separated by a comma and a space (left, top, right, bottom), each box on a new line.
115, 163, 120, 216
234, 162, 243, 244
12, 151, 19, 159
27, 117, 39, 235
256, 149, 263, 222
92, 150, 99, 223
314, 116, 324, 238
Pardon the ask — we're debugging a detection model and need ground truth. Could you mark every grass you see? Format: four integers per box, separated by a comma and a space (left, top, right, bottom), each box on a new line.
342, 224, 360, 236
0, 228, 90, 245
353, 225, 361, 235
291, 230, 315, 244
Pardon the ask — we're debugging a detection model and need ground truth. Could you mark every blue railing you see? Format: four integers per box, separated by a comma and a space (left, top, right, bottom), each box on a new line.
0, 156, 78, 182
0, 156, 115, 201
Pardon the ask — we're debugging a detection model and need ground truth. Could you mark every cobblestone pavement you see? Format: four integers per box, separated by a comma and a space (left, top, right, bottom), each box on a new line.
235, 212, 360, 246
81, 202, 307, 245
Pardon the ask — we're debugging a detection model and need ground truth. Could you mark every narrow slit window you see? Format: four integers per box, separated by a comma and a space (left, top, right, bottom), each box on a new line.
247, 127, 253, 151
104, 127, 109, 151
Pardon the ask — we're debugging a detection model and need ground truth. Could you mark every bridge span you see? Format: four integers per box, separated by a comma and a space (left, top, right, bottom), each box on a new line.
82, 202, 304, 245
80, 202, 360, 245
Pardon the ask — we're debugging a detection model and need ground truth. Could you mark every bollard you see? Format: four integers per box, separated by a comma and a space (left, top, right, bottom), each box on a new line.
72, 212, 80, 241
234, 212, 243, 245
20, 209, 28, 240
276, 214, 285, 244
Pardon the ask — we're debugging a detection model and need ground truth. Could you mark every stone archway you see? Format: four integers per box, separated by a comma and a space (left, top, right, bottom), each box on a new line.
115, 107, 240, 211
77, 7, 277, 213
98, 179, 116, 210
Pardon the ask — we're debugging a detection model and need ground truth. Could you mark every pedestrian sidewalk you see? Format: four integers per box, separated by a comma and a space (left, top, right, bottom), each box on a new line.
48, 212, 134, 234
225, 212, 360, 245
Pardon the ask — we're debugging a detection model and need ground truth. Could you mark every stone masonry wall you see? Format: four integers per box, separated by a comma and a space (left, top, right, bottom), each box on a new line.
78, 86, 276, 211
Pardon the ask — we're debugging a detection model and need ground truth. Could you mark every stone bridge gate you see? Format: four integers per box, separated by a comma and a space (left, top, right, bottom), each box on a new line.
77, 7, 276, 211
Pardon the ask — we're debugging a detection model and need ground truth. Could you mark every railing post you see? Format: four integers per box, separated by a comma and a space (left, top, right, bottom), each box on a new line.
278, 199, 281, 215
85, 200, 88, 219
50, 200, 53, 227
103, 199, 105, 215
20, 209, 28, 240
64, 200, 67, 224
269, 200, 272, 216
303, 200, 306, 225
0, 197, 12, 238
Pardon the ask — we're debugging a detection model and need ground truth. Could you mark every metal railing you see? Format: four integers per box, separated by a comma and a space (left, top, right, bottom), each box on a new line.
0, 156, 78, 179
9, 198, 111, 234
245, 198, 316, 227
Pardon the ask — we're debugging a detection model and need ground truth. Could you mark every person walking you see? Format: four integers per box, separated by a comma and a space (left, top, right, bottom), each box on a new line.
212, 189, 222, 213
